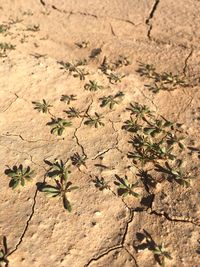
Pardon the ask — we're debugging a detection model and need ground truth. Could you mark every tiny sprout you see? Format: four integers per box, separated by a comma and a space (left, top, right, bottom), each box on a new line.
92, 176, 110, 191
5, 165, 35, 189
47, 118, 72, 136
64, 107, 82, 118
107, 72, 125, 84
114, 175, 140, 198
99, 91, 124, 109
26, 24, 40, 31
60, 94, 77, 104
84, 80, 104, 91
70, 153, 87, 168
75, 41, 89, 48
84, 113, 105, 128
32, 99, 52, 113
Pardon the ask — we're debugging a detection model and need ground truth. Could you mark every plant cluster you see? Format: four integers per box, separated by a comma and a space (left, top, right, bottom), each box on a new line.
123, 102, 190, 186
136, 62, 188, 93
38, 160, 78, 212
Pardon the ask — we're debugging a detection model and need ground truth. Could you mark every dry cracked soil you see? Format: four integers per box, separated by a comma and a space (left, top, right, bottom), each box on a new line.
0, 1, 200, 267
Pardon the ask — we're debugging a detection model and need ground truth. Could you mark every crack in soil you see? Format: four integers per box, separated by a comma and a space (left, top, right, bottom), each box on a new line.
85, 209, 134, 266
0, 94, 19, 113
146, 0, 160, 39
7, 188, 38, 258
183, 48, 193, 76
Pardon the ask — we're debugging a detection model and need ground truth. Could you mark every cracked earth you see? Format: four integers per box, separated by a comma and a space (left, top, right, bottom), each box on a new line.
0, 1, 200, 267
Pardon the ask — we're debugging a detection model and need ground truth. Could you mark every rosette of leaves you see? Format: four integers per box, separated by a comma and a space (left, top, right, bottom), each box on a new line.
32, 99, 52, 113
114, 175, 140, 198
47, 118, 72, 136
99, 91, 124, 109
84, 113, 105, 128
39, 160, 78, 212
92, 176, 110, 191
84, 80, 104, 91
58, 60, 88, 80
60, 94, 77, 104
143, 118, 173, 137
4, 165, 35, 189
70, 153, 87, 168
126, 102, 154, 121
64, 107, 82, 118
122, 117, 142, 133
106, 72, 125, 84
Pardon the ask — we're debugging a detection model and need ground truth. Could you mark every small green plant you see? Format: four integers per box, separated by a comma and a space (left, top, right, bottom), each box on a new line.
0, 236, 9, 266
106, 72, 125, 84
136, 62, 156, 78
39, 160, 78, 212
70, 153, 87, 168
0, 24, 9, 33
134, 230, 172, 267
0, 42, 15, 56
84, 113, 105, 128
84, 80, 104, 91
32, 99, 52, 113
114, 55, 131, 68
60, 94, 77, 104
26, 24, 40, 31
58, 60, 88, 80
143, 118, 173, 137
126, 102, 154, 121
122, 117, 142, 133
5, 165, 35, 189
47, 118, 72, 136
155, 162, 191, 187
99, 91, 124, 109
64, 107, 82, 118
75, 41, 89, 48
92, 176, 110, 191
114, 175, 139, 198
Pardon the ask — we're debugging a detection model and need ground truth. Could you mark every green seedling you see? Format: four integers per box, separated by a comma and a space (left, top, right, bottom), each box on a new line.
5, 165, 35, 189
89, 48, 102, 59
75, 41, 89, 48
92, 176, 110, 191
39, 159, 78, 212
0, 24, 9, 33
60, 94, 77, 104
143, 118, 173, 137
84, 113, 105, 128
26, 24, 40, 31
70, 152, 87, 168
126, 102, 154, 121
107, 72, 125, 84
84, 80, 104, 91
0, 42, 15, 51
114, 175, 140, 198
155, 162, 191, 187
0, 236, 9, 266
136, 62, 156, 78
99, 91, 124, 109
32, 99, 52, 113
64, 107, 82, 118
122, 117, 142, 133
58, 60, 88, 80
47, 118, 72, 136
134, 230, 172, 267
114, 55, 131, 68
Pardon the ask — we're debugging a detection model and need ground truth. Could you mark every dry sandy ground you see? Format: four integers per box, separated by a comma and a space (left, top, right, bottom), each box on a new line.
0, 1, 200, 267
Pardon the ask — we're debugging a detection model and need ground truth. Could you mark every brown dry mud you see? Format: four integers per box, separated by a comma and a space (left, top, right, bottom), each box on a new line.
0, 1, 200, 267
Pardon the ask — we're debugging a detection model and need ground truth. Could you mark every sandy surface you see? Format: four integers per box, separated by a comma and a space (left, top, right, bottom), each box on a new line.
0, 1, 200, 267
